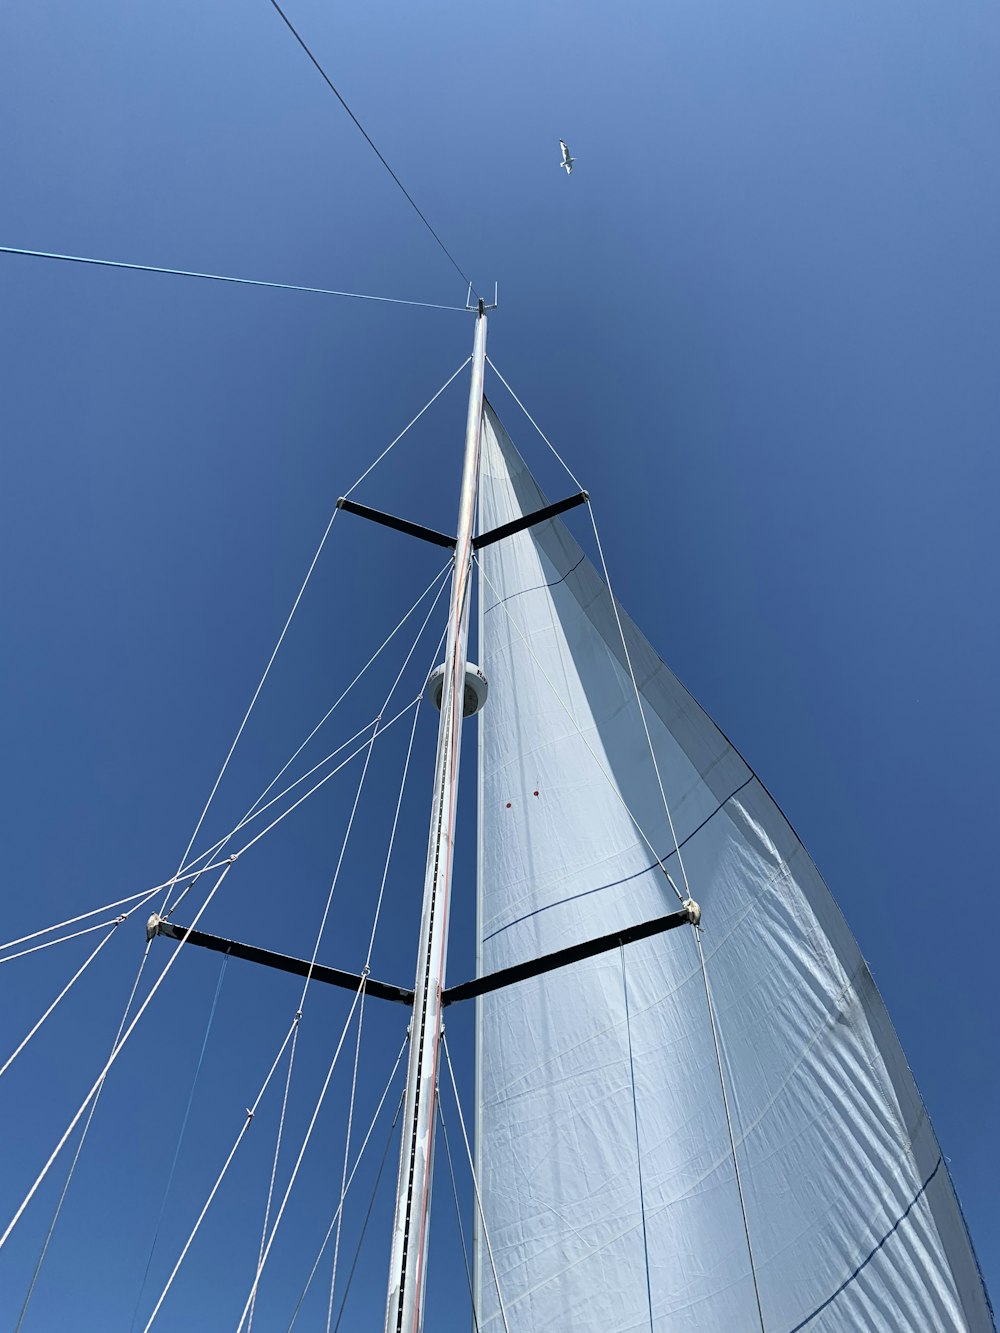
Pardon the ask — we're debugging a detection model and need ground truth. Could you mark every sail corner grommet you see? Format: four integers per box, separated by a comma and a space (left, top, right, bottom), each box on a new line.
145, 913, 162, 942
683, 898, 701, 927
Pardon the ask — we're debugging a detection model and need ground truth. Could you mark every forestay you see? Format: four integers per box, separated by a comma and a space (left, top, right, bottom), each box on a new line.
473, 401, 993, 1332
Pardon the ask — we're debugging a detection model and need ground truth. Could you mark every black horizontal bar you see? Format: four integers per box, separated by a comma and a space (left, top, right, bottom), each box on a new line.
441, 905, 693, 1005
337, 498, 456, 549
154, 919, 414, 1006
472, 491, 589, 550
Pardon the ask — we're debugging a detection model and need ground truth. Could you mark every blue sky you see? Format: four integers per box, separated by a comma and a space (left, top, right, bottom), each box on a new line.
1, 0, 998, 1327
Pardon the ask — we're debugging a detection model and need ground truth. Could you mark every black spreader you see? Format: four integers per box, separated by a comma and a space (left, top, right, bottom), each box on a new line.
154, 905, 692, 1007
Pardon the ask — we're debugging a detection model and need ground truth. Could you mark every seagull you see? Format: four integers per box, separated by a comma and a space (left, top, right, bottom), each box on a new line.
559, 140, 575, 175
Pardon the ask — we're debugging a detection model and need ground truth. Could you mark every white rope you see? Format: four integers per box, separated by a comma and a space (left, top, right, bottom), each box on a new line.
0, 860, 234, 1254
286, 1034, 408, 1330
476, 558, 684, 902
694, 931, 766, 1332
342, 359, 471, 499
486, 358, 585, 491
140, 1017, 299, 1332
0, 885, 163, 955
247, 1018, 301, 1333
442, 1034, 511, 1333
0, 925, 120, 1081
234, 981, 366, 1331
587, 507, 694, 903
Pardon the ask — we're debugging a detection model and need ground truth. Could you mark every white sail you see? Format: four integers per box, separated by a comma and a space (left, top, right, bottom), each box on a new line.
474, 401, 993, 1332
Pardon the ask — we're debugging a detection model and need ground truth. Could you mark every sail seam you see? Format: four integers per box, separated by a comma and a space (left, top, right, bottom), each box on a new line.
477, 558, 683, 904
483, 775, 755, 941
483, 553, 587, 614
787, 1156, 944, 1333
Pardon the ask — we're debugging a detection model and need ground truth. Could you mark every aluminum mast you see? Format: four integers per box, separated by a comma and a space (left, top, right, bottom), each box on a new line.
384, 303, 487, 1333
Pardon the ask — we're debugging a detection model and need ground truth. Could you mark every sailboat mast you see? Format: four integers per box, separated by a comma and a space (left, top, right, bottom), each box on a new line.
384, 303, 487, 1333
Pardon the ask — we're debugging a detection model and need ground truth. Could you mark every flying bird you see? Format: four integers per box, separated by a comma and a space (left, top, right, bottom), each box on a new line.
559, 140, 575, 175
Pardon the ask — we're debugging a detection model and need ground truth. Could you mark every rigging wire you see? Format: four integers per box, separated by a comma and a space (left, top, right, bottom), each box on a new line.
441, 1034, 511, 1333
140, 1015, 300, 1332
285, 1035, 408, 1331
0, 911, 139, 966
160, 506, 345, 918
586, 505, 695, 905
0, 860, 235, 1256
163, 715, 385, 920
0, 886, 163, 957
234, 981, 367, 1332
476, 558, 684, 902
437, 1088, 481, 1332
163, 357, 466, 919
247, 604, 440, 1323
694, 930, 767, 1333
149, 699, 420, 893
0, 246, 468, 311
323, 655, 433, 1327
294, 566, 447, 1013
263, 0, 476, 293
341, 360, 470, 500
15, 936, 158, 1330
0, 924, 121, 1082
178, 561, 452, 885
129, 954, 230, 1331
328, 1088, 406, 1333
485, 358, 585, 491
325, 987, 368, 1332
